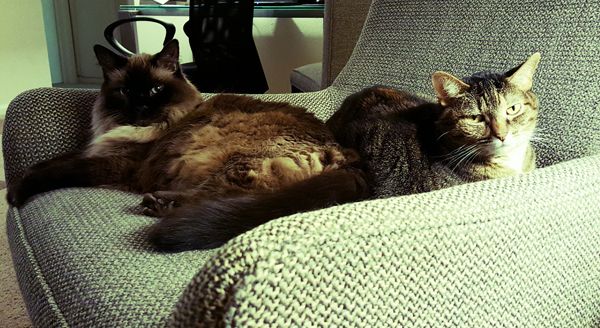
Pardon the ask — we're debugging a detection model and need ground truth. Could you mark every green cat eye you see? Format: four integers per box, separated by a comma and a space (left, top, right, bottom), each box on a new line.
506, 103, 524, 116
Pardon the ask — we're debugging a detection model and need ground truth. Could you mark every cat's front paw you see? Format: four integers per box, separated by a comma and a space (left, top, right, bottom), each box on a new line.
141, 191, 179, 217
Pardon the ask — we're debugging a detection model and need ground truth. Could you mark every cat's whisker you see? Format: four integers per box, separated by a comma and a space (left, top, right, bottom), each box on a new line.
447, 146, 480, 167
450, 145, 480, 173
436, 131, 451, 142
529, 130, 549, 144
440, 143, 479, 160
442, 145, 473, 164
462, 149, 482, 174
445, 143, 480, 170
464, 147, 482, 170
529, 136, 548, 141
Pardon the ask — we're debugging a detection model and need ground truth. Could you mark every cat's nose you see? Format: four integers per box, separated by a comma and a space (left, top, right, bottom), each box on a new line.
490, 120, 508, 141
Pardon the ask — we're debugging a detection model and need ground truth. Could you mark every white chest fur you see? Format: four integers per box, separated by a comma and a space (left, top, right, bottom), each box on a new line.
489, 133, 531, 173
492, 144, 528, 173
85, 123, 166, 157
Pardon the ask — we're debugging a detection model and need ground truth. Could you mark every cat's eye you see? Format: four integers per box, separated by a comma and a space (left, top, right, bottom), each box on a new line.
150, 85, 164, 95
119, 87, 129, 96
467, 114, 485, 122
506, 103, 524, 116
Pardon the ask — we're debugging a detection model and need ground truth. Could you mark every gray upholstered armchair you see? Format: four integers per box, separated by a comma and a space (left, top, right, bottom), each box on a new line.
5, 0, 600, 326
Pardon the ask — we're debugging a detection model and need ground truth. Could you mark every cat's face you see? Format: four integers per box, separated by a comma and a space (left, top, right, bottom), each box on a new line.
94, 40, 197, 126
432, 53, 540, 158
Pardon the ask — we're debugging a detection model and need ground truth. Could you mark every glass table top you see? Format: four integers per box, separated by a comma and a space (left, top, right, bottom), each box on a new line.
120, 3, 325, 18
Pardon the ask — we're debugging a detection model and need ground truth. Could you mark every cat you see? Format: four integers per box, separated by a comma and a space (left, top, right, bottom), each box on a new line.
7, 39, 369, 251
326, 53, 541, 199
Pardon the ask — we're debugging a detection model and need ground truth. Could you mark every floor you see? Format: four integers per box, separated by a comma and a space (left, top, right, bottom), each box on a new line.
0, 128, 33, 327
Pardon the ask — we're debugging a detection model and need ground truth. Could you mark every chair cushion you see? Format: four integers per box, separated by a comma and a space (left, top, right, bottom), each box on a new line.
7, 188, 217, 327
290, 62, 323, 92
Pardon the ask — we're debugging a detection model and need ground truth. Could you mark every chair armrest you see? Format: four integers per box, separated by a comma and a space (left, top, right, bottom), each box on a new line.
2, 88, 98, 187
170, 154, 600, 327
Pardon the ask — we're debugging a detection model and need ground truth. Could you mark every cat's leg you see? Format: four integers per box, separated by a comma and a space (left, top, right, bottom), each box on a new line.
7, 152, 134, 206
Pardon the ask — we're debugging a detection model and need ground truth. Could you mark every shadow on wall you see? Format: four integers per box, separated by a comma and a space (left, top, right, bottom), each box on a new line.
253, 17, 323, 93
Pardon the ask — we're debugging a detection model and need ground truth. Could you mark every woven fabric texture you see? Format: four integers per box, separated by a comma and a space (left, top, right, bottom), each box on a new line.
322, 0, 371, 87
173, 154, 600, 327
3, 0, 600, 327
7, 189, 218, 327
2, 88, 97, 187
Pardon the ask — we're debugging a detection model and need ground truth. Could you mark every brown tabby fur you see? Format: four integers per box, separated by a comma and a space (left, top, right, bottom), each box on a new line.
7, 40, 368, 251
327, 53, 541, 199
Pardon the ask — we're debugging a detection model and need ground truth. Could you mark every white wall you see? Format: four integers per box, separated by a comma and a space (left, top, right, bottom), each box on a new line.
123, 17, 323, 93
0, 0, 52, 117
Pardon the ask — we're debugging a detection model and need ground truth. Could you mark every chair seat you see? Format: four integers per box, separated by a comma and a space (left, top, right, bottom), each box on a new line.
7, 188, 216, 326
291, 62, 323, 92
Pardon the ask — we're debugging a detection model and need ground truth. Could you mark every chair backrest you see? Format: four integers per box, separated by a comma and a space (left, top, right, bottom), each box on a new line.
332, 0, 600, 166
184, 0, 268, 93
321, 0, 371, 87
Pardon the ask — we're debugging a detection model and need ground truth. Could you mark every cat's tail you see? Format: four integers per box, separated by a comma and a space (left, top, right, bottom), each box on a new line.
148, 167, 370, 251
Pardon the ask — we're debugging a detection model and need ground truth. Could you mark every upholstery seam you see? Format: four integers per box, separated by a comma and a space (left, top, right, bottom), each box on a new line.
9, 206, 70, 327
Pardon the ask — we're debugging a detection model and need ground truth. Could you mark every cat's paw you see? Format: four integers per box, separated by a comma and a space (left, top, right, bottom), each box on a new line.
141, 191, 179, 217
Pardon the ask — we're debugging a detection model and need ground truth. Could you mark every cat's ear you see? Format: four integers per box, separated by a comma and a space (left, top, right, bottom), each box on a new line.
505, 52, 541, 92
431, 71, 470, 106
94, 44, 128, 73
153, 39, 180, 73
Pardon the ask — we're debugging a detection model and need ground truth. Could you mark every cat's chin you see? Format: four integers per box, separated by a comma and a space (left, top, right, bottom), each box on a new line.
502, 132, 533, 148
484, 135, 531, 159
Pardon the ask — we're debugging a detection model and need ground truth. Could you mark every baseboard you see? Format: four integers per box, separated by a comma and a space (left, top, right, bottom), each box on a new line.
0, 104, 7, 121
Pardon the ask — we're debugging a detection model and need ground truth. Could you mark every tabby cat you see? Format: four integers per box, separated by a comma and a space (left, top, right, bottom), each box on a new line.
7, 40, 368, 251
326, 53, 541, 199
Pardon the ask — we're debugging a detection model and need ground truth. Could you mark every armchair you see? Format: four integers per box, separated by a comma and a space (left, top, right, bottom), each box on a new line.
4, 0, 600, 326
